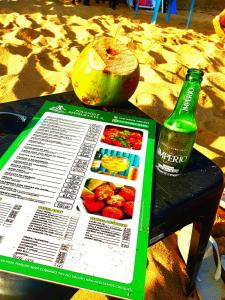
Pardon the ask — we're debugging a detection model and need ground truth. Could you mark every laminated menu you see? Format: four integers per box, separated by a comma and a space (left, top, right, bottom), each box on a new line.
0, 101, 156, 300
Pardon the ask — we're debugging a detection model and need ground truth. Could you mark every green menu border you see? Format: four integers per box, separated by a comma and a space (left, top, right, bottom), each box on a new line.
0, 101, 156, 300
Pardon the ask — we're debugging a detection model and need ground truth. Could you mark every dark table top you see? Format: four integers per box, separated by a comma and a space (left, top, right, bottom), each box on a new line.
0, 91, 224, 243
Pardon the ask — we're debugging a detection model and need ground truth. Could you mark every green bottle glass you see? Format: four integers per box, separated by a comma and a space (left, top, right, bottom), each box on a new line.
155, 68, 204, 176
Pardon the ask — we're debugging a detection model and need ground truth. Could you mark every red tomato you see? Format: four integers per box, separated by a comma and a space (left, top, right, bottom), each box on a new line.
105, 138, 114, 145
83, 194, 95, 201
126, 137, 136, 144
130, 132, 142, 139
123, 201, 134, 217
118, 187, 135, 201
110, 127, 119, 133
83, 196, 105, 213
112, 140, 123, 147
102, 206, 124, 219
106, 195, 125, 207
133, 142, 142, 150
103, 130, 111, 137
94, 184, 115, 201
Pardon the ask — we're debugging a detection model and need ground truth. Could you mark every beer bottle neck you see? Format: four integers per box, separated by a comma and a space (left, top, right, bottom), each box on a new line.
164, 79, 201, 133
175, 80, 200, 115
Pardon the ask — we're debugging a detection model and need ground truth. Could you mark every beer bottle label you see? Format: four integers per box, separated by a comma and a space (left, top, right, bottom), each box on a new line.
155, 128, 195, 176
155, 144, 189, 175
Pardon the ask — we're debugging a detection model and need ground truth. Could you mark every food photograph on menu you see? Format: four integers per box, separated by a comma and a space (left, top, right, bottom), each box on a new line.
90, 148, 140, 180
80, 178, 136, 220
101, 125, 143, 150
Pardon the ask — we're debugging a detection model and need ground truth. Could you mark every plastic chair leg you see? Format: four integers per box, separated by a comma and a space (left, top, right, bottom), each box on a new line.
186, 197, 219, 294
134, 0, 140, 16
151, 0, 162, 24
161, 0, 164, 13
186, 0, 195, 28
166, 0, 172, 22
166, 0, 176, 22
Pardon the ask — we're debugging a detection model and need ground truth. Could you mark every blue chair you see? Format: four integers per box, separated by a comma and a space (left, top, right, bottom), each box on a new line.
151, 0, 195, 28
134, 0, 157, 17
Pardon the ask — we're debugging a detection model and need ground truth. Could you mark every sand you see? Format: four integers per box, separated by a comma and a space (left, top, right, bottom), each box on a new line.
0, 0, 224, 299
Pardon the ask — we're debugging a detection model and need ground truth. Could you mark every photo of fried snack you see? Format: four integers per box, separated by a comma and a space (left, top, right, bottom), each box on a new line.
80, 179, 136, 220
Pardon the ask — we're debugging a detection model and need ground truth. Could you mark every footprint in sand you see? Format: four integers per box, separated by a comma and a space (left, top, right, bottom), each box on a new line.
0, 63, 7, 76
135, 92, 171, 124
36, 50, 56, 71
13, 54, 55, 99
206, 73, 225, 92
7, 44, 32, 57
203, 119, 225, 136
15, 15, 32, 28
176, 44, 209, 68
15, 28, 40, 43
40, 28, 55, 38
148, 50, 167, 64
55, 51, 70, 67
0, 46, 27, 75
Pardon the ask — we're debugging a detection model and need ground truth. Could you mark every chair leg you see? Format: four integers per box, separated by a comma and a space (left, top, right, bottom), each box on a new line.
160, 0, 163, 12
186, 200, 219, 294
166, 0, 176, 22
111, 0, 117, 9
186, 0, 195, 28
134, 0, 140, 16
151, 0, 162, 24
109, 0, 117, 9
166, 0, 172, 22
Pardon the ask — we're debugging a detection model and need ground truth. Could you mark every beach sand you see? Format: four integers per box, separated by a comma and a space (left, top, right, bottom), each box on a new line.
0, 0, 224, 299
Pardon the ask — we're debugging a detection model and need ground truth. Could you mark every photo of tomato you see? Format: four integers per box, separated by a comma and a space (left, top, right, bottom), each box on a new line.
101, 125, 143, 150
102, 206, 124, 219
83, 194, 105, 213
123, 201, 134, 217
80, 178, 136, 220
94, 183, 115, 201
106, 195, 125, 207
118, 186, 135, 201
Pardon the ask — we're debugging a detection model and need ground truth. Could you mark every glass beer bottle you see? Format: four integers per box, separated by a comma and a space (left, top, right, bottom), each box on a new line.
155, 68, 204, 176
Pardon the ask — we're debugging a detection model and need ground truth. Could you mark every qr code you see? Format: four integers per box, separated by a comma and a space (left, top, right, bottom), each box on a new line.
121, 228, 131, 248
55, 244, 69, 268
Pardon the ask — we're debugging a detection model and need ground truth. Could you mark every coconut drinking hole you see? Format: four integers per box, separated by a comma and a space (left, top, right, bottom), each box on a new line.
106, 48, 118, 56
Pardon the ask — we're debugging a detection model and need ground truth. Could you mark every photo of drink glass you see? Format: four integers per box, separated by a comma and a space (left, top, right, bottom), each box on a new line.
101, 155, 130, 176
90, 148, 140, 180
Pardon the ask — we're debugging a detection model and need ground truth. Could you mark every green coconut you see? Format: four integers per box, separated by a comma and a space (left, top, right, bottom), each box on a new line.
71, 37, 140, 106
